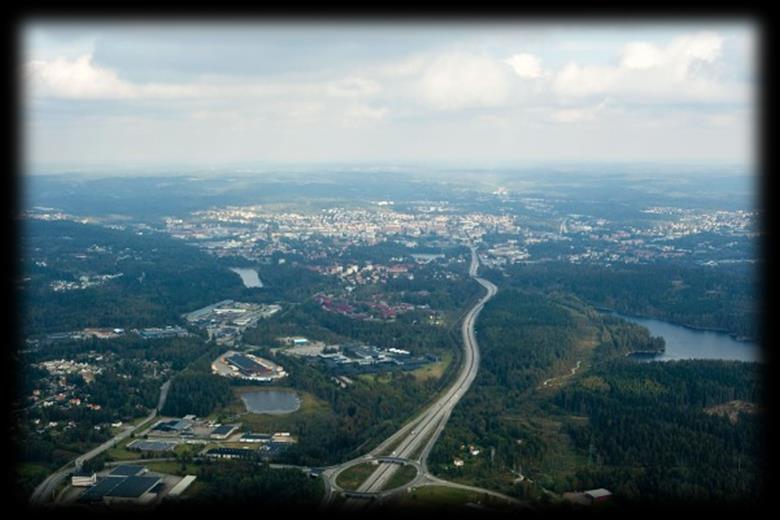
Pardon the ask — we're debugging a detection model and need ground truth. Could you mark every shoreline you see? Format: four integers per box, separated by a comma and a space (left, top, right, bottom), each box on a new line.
591, 304, 755, 344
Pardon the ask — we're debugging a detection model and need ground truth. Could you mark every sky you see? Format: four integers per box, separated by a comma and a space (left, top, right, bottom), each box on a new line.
21, 20, 758, 172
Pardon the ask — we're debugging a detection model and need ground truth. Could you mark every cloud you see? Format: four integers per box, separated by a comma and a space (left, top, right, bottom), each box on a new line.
341, 104, 389, 126
326, 76, 381, 98
505, 53, 543, 79
24, 54, 382, 102
25, 54, 136, 99
552, 32, 739, 103
345, 104, 388, 120
550, 101, 607, 123
417, 52, 511, 110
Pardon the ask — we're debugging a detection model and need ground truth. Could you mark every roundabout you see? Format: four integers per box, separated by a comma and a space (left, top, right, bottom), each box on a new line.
330, 456, 423, 496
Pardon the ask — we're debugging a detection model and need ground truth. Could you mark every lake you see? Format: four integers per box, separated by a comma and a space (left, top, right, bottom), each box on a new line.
230, 267, 263, 288
240, 389, 301, 414
613, 313, 761, 363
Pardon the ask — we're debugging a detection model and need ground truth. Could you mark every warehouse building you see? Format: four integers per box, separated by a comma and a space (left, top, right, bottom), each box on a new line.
205, 447, 256, 460
240, 432, 272, 443
79, 474, 161, 505
209, 424, 240, 440
127, 439, 177, 452
71, 470, 97, 487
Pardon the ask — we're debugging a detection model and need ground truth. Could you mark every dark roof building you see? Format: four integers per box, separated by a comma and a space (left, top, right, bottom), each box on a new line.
106, 476, 162, 498
79, 477, 124, 502
79, 474, 162, 505
227, 353, 271, 376
210, 424, 240, 439
109, 465, 147, 477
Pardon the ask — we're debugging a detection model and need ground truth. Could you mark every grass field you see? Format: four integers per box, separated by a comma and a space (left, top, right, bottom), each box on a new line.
392, 485, 520, 512
411, 351, 452, 382
395, 485, 483, 508
105, 443, 144, 461
335, 462, 377, 490
381, 464, 418, 491
145, 460, 201, 476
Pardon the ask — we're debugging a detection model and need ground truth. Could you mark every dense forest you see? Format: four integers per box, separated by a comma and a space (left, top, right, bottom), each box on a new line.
161, 371, 234, 418
488, 261, 760, 341
429, 288, 763, 508
161, 461, 323, 509
19, 219, 245, 334
429, 289, 588, 492
556, 360, 763, 506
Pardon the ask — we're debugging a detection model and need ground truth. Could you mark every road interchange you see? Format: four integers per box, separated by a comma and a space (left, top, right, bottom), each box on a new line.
323, 246, 513, 511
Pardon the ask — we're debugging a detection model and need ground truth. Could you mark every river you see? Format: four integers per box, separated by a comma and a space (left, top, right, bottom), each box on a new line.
613, 313, 761, 363
230, 267, 263, 288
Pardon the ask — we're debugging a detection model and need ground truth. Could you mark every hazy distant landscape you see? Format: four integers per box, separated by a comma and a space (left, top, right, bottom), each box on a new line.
16, 18, 763, 513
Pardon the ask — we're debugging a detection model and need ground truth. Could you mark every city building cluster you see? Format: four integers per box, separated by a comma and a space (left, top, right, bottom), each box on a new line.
183, 299, 281, 346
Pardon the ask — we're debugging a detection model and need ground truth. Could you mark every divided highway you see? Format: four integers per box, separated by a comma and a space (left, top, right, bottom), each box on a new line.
329, 246, 501, 510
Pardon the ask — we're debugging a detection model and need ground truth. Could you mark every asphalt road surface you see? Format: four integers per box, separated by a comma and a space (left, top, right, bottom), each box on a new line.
337, 247, 498, 510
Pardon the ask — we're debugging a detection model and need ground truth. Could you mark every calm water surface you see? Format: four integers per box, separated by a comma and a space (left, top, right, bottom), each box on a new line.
241, 389, 301, 414
230, 267, 263, 288
613, 313, 761, 363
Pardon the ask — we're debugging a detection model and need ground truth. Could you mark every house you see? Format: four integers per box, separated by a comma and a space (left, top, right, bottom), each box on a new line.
585, 488, 612, 504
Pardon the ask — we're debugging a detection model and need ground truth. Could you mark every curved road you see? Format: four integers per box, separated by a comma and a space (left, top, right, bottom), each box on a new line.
329, 246, 501, 510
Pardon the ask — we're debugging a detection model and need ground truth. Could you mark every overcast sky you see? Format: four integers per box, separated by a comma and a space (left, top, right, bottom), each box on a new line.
22, 21, 757, 172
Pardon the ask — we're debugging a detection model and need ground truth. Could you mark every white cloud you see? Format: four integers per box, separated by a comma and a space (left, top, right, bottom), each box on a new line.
552, 32, 739, 103
25, 54, 136, 99
24, 54, 382, 103
326, 76, 381, 98
375, 55, 427, 78
347, 105, 387, 120
550, 101, 607, 123
343, 104, 388, 123
619, 42, 664, 70
505, 53, 543, 79
417, 52, 511, 110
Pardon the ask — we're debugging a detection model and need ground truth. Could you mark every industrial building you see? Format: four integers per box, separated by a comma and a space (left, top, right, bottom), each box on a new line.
209, 424, 240, 440
240, 433, 272, 443
211, 351, 286, 382
166, 475, 197, 498
127, 439, 177, 452
71, 470, 97, 487
205, 447, 257, 460
150, 418, 193, 436
79, 473, 161, 505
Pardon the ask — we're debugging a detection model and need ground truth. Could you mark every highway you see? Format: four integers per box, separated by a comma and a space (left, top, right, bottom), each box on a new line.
29, 378, 171, 508
30, 247, 512, 511
331, 246, 500, 511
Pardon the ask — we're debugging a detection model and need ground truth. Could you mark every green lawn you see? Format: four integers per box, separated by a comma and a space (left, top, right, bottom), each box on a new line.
410, 351, 452, 382
145, 460, 201, 476
382, 464, 418, 491
394, 485, 519, 512
335, 462, 377, 490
